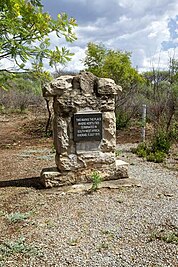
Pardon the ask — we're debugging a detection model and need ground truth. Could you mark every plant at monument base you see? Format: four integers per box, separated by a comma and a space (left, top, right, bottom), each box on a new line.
91, 170, 102, 191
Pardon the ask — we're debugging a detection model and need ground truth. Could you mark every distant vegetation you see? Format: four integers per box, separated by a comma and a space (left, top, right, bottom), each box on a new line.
84, 43, 178, 160
0, 72, 44, 113
83, 42, 178, 134
1, 45, 178, 155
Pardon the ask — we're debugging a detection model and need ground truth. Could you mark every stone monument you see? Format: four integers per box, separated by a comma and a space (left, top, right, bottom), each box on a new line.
40, 71, 129, 188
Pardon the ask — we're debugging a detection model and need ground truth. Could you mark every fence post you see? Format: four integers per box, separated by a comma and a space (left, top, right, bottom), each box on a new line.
141, 104, 147, 142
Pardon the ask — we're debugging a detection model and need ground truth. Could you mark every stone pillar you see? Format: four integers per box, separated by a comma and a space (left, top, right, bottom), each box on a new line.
40, 72, 128, 188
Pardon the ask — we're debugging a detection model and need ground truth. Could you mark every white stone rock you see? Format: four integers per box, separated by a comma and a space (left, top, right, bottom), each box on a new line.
41, 72, 128, 188
43, 76, 73, 96
97, 78, 122, 95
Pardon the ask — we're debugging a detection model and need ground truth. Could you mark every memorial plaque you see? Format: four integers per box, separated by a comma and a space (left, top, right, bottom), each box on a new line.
74, 112, 102, 142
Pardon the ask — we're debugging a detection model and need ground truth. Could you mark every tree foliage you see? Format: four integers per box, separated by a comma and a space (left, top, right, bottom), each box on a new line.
0, 71, 43, 112
83, 42, 144, 128
0, 0, 77, 86
83, 42, 143, 89
142, 60, 178, 132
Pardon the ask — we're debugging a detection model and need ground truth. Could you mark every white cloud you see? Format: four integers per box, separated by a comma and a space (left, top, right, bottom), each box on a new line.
65, 46, 85, 71
141, 47, 178, 72
2, 0, 178, 73
54, 0, 177, 72
147, 20, 170, 39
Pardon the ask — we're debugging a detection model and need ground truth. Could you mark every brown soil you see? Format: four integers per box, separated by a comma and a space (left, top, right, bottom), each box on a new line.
0, 113, 53, 186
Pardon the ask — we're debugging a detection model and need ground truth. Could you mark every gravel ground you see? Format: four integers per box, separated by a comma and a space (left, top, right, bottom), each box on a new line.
0, 143, 178, 267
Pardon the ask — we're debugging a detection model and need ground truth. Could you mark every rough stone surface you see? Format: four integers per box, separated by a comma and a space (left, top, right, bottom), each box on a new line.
40, 158, 129, 188
116, 159, 129, 178
97, 78, 122, 95
43, 76, 74, 97
100, 111, 116, 152
42, 71, 124, 187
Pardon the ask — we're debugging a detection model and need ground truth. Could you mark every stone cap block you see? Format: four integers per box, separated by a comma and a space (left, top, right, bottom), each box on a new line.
43, 75, 74, 97
97, 78, 122, 95
42, 72, 122, 98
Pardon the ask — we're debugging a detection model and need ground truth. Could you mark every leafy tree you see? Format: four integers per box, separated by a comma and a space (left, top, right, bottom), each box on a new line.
83, 42, 144, 128
0, 0, 77, 87
83, 42, 143, 90
143, 63, 178, 133
83, 43, 106, 77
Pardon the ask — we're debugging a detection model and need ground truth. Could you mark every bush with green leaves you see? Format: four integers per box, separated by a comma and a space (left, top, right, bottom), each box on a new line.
146, 151, 166, 163
149, 229, 178, 244
0, 236, 43, 262
0, 72, 44, 113
151, 131, 171, 154
132, 131, 172, 163
131, 142, 148, 158
91, 171, 102, 191
169, 122, 178, 142
116, 111, 130, 130
5, 211, 32, 223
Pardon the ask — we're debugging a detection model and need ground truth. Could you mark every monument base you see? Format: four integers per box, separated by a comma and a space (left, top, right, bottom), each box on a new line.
41, 72, 129, 189
40, 160, 129, 189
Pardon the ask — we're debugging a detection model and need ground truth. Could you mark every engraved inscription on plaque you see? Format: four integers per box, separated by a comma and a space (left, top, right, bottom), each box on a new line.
74, 112, 102, 142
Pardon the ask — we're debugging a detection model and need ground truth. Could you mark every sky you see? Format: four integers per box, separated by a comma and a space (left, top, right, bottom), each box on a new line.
41, 0, 178, 73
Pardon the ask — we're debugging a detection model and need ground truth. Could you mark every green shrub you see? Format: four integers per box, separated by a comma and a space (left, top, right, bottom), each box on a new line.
154, 151, 167, 163
151, 131, 171, 154
5, 211, 32, 223
146, 152, 155, 162
0, 236, 43, 261
116, 111, 130, 130
169, 122, 178, 142
149, 230, 178, 244
91, 171, 102, 191
146, 151, 166, 163
0, 104, 5, 113
132, 131, 169, 163
131, 143, 148, 158
136, 148, 147, 158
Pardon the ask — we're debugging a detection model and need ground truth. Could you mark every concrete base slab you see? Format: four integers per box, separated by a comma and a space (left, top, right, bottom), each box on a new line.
40, 159, 130, 188
116, 159, 129, 179
65, 178, 141, 193
43, 178, 141, 194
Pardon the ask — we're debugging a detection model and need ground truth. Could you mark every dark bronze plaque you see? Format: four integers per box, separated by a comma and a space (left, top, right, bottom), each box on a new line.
74, 112, 102, 142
